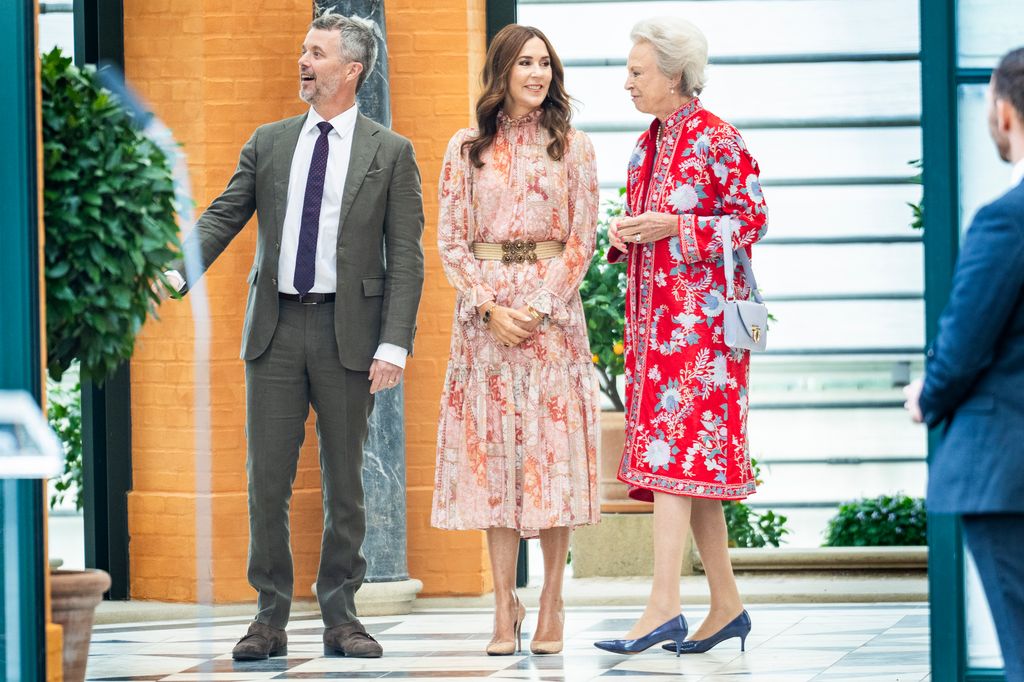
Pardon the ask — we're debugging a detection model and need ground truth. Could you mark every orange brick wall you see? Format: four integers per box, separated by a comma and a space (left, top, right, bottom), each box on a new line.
126, 1, 493, 600
386, 0, 492, 597
125, 0, 315, 602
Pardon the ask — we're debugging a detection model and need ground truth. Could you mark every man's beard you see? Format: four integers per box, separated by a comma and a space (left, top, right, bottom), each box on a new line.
300, 72, 341, 106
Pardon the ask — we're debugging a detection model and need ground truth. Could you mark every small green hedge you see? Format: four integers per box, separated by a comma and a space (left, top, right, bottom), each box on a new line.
824, 494, 927, 547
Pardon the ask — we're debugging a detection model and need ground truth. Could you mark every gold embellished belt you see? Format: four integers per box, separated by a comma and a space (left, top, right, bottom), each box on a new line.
471, 239, 564, 264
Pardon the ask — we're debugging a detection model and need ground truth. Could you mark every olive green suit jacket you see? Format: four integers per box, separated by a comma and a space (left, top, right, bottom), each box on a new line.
178, 112, 425, 370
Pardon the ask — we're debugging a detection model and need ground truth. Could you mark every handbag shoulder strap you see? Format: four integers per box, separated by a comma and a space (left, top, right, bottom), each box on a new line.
719, 218, 763, 304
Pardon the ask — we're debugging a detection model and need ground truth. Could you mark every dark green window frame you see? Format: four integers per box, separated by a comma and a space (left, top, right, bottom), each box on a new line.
0, 1, 46, 680
921, 1, 1006, 679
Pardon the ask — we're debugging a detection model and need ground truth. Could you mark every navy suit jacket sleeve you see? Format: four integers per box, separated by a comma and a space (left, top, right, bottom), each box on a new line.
919, 196, 1024, 427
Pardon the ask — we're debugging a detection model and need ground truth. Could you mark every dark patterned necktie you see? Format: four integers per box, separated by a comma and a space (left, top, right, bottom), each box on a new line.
293, 120, 333, 295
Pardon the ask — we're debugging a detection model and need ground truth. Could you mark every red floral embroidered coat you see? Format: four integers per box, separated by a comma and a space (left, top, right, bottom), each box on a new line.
609, 99, 768, 501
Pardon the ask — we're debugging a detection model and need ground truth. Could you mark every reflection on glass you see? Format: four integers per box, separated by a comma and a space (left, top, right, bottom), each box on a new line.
958, 84, 1017, 232
957, 0, 1024, 69
966, 547, 1004, 668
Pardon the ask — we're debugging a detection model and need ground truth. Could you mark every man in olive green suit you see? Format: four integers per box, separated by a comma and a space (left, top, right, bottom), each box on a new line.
163, 11, 423, 660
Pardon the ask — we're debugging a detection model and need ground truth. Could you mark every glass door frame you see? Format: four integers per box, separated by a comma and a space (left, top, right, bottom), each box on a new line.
921, 0, 1005, 679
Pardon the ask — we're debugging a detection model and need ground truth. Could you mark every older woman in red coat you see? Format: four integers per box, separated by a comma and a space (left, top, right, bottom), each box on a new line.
594, 16, 768, 656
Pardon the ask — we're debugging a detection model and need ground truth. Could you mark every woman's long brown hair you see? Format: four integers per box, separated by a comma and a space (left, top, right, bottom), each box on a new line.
463, 24, 573, 168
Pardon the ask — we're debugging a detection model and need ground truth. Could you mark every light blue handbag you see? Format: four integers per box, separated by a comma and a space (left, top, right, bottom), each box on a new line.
721, 220, 768, 352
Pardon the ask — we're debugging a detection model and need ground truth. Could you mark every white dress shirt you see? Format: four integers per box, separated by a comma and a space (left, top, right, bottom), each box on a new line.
278, 105, 355, 296
1012, 158, 1024, 187
279, 105, 406, 368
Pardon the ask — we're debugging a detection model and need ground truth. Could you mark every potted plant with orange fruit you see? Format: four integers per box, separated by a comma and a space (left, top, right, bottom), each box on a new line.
581, 191, 638, 510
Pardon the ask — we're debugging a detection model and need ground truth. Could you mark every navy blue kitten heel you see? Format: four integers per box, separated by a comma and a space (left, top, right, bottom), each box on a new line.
594, 614, 688, 656
662, 610, 751, 654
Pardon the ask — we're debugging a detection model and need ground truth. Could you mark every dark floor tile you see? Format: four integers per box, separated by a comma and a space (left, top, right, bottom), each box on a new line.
181, 656, 313, 673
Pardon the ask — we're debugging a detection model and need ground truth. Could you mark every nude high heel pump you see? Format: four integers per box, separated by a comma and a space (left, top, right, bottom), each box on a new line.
486, 596, 526, 655
530, 607, 564, 654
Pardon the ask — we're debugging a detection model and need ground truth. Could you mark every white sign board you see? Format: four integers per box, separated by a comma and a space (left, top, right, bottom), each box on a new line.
0, 390, 62, 479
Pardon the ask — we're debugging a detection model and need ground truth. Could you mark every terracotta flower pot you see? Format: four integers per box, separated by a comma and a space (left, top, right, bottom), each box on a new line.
51, 568, 111, 682
599, 411, 653, 513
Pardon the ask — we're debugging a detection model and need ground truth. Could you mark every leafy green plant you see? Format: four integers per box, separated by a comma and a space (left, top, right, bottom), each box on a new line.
41, 48, 180, 384
581, 190, 627, 410
47, 368, 83, 510
823, 494, 927, 547
724, 503, 788, 548
724, 457, 789, 548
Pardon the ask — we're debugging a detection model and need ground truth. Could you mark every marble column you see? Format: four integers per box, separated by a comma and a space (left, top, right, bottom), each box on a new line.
323, 0, 421, 614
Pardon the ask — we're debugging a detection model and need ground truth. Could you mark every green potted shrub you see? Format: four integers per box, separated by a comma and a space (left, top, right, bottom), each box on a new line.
581, 191, 630, 509
823, 494, 927, 547
42, 47, 179, 385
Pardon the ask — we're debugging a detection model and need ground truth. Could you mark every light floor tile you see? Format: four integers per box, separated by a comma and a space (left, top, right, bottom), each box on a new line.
85, 604, 936, 682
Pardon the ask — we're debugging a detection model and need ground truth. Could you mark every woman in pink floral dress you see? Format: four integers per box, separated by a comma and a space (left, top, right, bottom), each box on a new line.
431, 25, 600, 656
594, 17, 767, 657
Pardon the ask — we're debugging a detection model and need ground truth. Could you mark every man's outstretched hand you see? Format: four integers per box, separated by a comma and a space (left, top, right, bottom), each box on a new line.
152, 270, 185, 301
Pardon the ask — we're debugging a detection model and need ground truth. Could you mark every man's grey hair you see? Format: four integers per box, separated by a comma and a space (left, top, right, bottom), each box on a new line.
311, 8, 379, 92
630, 16, 708, 97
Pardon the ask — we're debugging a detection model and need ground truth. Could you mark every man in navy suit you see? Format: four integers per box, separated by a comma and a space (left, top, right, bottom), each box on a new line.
905, 47, 1024, 681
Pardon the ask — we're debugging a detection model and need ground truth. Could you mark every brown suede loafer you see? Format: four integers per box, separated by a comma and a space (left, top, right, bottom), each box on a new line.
232, 621, 287, 660
323, 620, 383, 658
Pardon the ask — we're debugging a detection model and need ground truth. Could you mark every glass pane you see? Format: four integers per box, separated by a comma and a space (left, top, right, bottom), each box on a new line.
529, 0, 926, 552
519, 0, 919, 60
749, 407, 926, 459
958, 84, 1018, 231
744, 128, 921, 182
966, 547, 1005, 668
38, 11, 75, 54
768, 185, 922, 239
754, 461, 926, 504
567, 62, 921, 127
957, 0, 1024, 68
757, 243, 923, 298
958, 82, 1009, 672
765, 300, 924, 350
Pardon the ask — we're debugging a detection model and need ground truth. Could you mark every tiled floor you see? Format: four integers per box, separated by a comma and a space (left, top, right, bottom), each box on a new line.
86, 603, 931, 681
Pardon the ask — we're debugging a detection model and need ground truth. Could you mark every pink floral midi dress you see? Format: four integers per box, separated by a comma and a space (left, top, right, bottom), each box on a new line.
431, 110, 602, 536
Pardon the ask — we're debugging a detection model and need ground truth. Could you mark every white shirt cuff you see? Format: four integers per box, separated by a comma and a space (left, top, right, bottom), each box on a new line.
165, 270, 186, 293
373, 343, 408, 369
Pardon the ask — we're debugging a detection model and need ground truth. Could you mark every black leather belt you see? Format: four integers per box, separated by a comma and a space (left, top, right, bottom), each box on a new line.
279, 292, 336, 304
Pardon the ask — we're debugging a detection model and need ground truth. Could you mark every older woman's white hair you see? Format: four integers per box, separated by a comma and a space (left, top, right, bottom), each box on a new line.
630, 16, 708, 97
